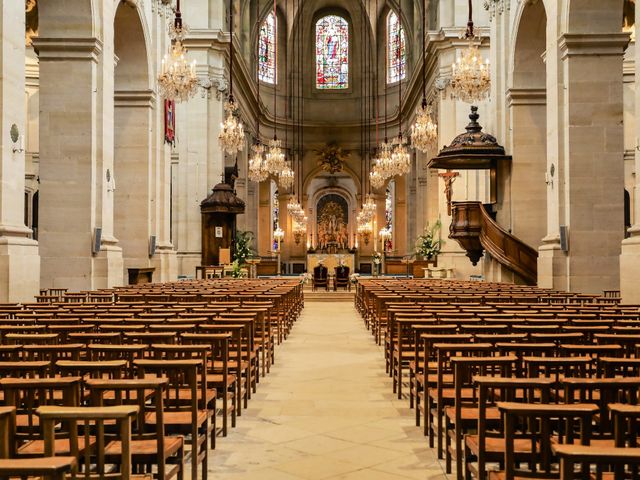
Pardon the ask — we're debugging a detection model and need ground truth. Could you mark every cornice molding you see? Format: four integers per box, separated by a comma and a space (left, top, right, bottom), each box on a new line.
32, 37, 103, 63
559, 33, 631, 59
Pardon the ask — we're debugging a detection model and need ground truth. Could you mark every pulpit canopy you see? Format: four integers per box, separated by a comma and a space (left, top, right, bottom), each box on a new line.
200, 182, 245, 214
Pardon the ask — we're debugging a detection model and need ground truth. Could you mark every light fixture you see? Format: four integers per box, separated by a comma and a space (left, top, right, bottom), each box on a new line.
410, 0, 438, 153
370, 165, 385, 190
411, 102, 438, 153
391, 135, 411, 176
293, 217, 307, 245
279, 163, 294, 189
158, 0, 198, 102
217, 0, 246, 155
218, 97, 245, 155
248, 143, 268, 182
265, 136, 286, 174
450, 0, 490, 104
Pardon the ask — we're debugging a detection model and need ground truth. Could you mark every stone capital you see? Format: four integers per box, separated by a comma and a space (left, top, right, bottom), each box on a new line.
559, 33, 630, 59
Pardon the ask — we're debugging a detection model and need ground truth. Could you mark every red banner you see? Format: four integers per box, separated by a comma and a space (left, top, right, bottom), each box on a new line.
164, 99, 175, 145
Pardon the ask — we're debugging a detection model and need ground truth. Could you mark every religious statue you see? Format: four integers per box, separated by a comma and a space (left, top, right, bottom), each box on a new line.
439, 170, 460, 216
316, 144, 349, 174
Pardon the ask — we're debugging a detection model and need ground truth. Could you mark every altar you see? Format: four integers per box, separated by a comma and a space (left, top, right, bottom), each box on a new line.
307, 253, 355, 273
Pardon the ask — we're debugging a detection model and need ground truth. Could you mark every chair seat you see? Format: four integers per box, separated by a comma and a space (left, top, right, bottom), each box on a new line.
146, 410, 209, 428
550, 437, 615, 448
488, 472, 539, 480
18, 436, 96, 457
207, 373, 237, 386
105, 436, 183, 459
465, 435, 533, 457
429, 387, 474, 401
445, 406, 501, 422
168, 388, 217, 404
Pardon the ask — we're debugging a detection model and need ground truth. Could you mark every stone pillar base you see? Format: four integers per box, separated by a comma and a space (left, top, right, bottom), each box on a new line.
152, 245, 178, 283
93, 241, 124, 289
538, 237, 568, 291
620, 232, 640, 303
0, 234, 40, 302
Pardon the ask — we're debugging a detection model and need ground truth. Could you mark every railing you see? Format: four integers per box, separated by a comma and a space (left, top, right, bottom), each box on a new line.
450, 201, 538, 285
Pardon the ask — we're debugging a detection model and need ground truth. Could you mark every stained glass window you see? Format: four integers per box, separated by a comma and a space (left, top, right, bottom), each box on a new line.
259, 12, 276, 84
387, 11, 406, 84
315, 15, 349, 89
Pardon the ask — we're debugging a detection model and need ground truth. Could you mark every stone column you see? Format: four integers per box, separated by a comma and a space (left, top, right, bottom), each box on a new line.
621, 0, 640, 302
555, 33, 628, 294
0, 0, 40, 301
114, 90, 156, 279
35, 36, 123, 290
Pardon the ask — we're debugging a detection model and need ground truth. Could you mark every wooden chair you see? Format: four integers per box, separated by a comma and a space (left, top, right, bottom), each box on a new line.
493, 402, 599, 480
0, 376, 82, 457
553, 444, 640, 480
334, 265, 350, 291
135, 359, 208, 480
37, 405, 151, 480
446, 356, 516, 478
87, 378, 183, 480
312, 265, 329, 291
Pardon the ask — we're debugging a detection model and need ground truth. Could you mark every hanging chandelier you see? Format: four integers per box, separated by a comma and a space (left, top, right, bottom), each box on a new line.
390, 135, 411, 176
158, 0, 198, 102
411, 102, 438, 152
410, 0, 438, 153
279, 163, 294, 189
370, 164, 385, 190
248, 143, 268, 182
450, 0, 490, 104
219, 97, 245, 155
218, 0, 246, 155
265, 137, 286, 174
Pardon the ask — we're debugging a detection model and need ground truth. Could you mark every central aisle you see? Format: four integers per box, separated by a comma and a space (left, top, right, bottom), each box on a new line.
209, 300, 446, 479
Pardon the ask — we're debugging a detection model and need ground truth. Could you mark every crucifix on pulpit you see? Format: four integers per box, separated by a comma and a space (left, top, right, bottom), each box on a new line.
439, 170, 460, 216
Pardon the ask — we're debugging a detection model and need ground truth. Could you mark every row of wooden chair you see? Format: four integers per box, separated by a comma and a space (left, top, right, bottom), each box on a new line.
356, 278, 640, 479
0, 278, 304, 479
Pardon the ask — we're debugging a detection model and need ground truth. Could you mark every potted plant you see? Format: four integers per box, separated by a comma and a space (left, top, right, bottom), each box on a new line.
234, 230, 255, 267
415, 220, 444, 261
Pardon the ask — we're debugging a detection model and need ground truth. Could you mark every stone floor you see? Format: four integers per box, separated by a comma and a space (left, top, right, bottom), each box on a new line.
208, 300, 446, 479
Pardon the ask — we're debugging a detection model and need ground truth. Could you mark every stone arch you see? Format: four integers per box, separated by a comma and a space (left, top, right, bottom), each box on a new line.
114, 2, 150, 91
505, 0, 548, 249
301, 162, 362, 200
113, 1, 155, 278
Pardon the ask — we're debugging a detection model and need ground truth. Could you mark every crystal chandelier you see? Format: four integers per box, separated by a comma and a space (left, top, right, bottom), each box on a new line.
370, 164, 385, 190
390, 135, 411, 176
218, 97, 245, 155
411, 102, 438, 152
158, 1, 198, 102
362, 195, 377, 220
248, 143, 268, 182
265, 137, 286, 174
410, 0, 438, 153
450, 0, 490, 104
279, 163, 294, 189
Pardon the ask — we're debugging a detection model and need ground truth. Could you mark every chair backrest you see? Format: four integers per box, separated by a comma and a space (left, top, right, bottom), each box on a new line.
219, 248, 231, 265
87, 378, 167, 480
38, 405, 138, 480
313, 265, 327, 279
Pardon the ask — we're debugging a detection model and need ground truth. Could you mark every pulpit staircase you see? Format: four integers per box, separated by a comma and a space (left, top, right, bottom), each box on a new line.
450, 201, 538, 285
